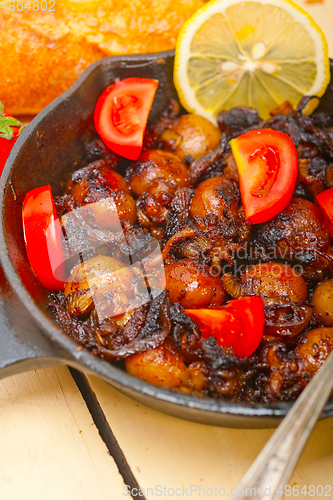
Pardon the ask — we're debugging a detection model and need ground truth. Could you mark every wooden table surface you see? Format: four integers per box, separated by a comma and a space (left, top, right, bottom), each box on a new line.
1, 1, 333, 499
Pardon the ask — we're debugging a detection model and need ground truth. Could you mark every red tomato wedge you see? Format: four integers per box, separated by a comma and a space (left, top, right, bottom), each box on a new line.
0, 102, 23, 176
184, 296, 265, 358
94, 78, 159, 160
316, 186, 333, 238
225, 297, 265, 357
22, 185, 66, 290
230, 129, 298, 224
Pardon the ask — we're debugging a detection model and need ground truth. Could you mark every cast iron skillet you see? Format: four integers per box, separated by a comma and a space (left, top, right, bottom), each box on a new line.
0, 50, 333, 428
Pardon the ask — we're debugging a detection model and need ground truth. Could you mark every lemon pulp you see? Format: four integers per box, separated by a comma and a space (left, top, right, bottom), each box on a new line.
174, 0, 330, 122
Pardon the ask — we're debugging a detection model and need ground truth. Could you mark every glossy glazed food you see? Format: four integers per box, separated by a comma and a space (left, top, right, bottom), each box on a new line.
49, 98, 333, 403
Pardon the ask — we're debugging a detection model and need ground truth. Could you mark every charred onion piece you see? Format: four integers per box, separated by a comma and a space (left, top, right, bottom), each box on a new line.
188, 136, 226, 187
52, 292, 172, 361
270, 101, 296, 117
162, 187, 192, 244
296, 95, 320, 114
298, 158, 328, 198
161, 227, 197, 261
67, 288, 94, 316
64, 255, 135, 322
49, 303, 98, 350
216, 106, 261, 138
93, 291, 171, 361
136, 194, 169, 228
252, 198, 330, 266
222, 263, 307, 303
264, 303, 312, 338
178, 230, 212, 261
221, 273, 247, 299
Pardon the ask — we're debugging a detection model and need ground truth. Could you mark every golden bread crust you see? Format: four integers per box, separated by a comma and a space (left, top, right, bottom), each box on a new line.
0, 0, 207, 114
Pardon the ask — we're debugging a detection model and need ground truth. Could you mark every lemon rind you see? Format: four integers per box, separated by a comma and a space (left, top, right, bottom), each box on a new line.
174, 0, 330, 124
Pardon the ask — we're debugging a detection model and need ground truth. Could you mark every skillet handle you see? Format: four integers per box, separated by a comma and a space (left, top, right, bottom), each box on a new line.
0, 267, 68, 380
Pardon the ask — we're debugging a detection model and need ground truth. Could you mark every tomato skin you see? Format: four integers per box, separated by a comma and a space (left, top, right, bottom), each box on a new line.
0, 104, 23, 176
316, 186, 333, 237
22, 186, 66, 290
230, 129, 298, 224
184, 296, 265, 358
94, 78, 159, 161
0, 129, 19, 175
184, 307, 244, 343
226, 297, 265, 357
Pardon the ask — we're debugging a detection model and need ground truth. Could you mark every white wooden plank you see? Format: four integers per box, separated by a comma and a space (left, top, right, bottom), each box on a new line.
88, 375, 333, 500
0, 367, 125, 500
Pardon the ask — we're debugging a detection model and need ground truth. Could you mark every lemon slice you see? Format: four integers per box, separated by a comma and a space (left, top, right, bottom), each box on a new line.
174, 0, 330, 122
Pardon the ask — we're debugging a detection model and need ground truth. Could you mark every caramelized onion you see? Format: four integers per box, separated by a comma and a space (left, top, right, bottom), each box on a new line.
136, 194, 169, 228
264, 303, 312, 338
326, 166, 333, 186
94, 291, 171, 361
298, 158, 313, 185
296, 95, 320, 115
67, 288, 94, 316
51, 291, 171, 361
162, 187, 192, 244
188, 136, 226, 186
179, 230, 212, 259
270, 101, 295, 117
221, 273, 247, 299
223, 263, 307, 303
161, 227, 197, 261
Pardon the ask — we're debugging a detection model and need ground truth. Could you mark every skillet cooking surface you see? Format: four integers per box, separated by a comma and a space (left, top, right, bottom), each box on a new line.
1, 50, 333, 428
